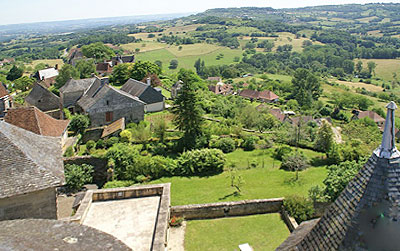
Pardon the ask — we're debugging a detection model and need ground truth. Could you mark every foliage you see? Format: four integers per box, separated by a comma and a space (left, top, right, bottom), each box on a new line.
103, 180, 135, 189
215, 137, 236, 153
64, 164, 94, 192
291, 68, 321, 108
64, 146, 74, 157
314, 121, 334, 153
69, 115, 90, 135
55, 64, 79, 89
308, 185, 327, 203
274, 146, 292, 161
169, 59, 179, 69
110, 63, 130, 86
169, 216, 184, 227
119, 129, 132, 143
172, 69, 205, 150
75, 59, 96, 78
86, 140, 96, 151
105, 136, 119, 148
323, 160, 364, 201
242, 136, 258, 151
130, 61, 161, 81
280, 151, 309, 172
14, 76, 34, 91
283, 195, 315, 223
176, 148, 226, 176
96, 139, 105, 149
6, 65, 23, 81
81, 42, 115, 60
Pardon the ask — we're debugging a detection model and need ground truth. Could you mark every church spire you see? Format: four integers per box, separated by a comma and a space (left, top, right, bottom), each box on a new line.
374, 101, 400, 159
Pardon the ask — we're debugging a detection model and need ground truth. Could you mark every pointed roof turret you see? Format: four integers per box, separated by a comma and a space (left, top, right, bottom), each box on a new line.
277, 102, 400, 250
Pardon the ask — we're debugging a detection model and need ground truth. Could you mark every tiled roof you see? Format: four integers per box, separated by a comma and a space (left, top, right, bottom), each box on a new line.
5, 107, 69, 137
259, 90, 279, 101
59, 78, 98, 93
0, 83, 9, 97
239, 89, 278, 101
278, 102, 400, 250
358, 110, 385, 123
0, 121, 65, 199
101, 117, 125, 138
0, 219, 130, 250
239, 89, 259, 99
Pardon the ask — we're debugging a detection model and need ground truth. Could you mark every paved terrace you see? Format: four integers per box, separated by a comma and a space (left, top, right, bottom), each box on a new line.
68, 183, 170, 251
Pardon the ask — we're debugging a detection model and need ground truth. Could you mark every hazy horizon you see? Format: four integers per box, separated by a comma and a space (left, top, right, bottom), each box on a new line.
1, 0, 399, 26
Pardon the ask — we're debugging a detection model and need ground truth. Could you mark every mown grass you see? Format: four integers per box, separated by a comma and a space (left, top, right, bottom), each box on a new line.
25, 59, 64, 73
355, 59, 400, 82
151, 148, 327, 206
185, 213, 289, 251
120, 41, 167, 53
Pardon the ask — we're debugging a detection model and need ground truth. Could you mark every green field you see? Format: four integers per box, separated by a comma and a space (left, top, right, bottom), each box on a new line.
151, 148, 327, 206
356, 59, 400, 82
136, 43, 242, 73
185, 213, 289, 251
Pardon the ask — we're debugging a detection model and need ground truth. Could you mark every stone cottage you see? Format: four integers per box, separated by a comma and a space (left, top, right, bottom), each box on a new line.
33, 67, 59, 86
25, 82, 60, 113
77, 81, 145, 127
171, 80, 183, 99
277, 102, 400, 250
4, 107, 70, 147
0, 83, 12, 118
59, 77, 100, 112
121, 78, 165, 112
0, 121, 65, 221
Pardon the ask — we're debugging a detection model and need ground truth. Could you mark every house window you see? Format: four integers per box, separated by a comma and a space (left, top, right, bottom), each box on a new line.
106, 100, 109, 106
105, 111, 113, 122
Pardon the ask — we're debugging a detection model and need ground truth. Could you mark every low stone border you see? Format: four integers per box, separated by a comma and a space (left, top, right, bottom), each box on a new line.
65, 183, 170, 251
281, 208, 298, 232
170, 198, 284, 220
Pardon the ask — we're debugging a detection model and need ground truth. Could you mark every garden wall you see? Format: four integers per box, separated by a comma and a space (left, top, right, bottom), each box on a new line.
63, 156, 108, 187
170, 198, 284, 220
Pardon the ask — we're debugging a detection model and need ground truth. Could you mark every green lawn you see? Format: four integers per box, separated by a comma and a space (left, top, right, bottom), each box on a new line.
185, 213, 290, 251
151, 148, 327, 206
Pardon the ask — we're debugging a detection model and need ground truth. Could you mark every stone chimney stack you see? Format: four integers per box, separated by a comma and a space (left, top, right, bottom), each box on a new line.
374, 101, 400, 159
146, 77, 151, 86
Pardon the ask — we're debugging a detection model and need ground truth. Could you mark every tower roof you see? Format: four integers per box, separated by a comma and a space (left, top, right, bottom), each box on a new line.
277, 101, 400, 250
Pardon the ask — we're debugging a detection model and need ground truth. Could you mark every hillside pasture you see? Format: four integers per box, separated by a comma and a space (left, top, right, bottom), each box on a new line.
356, 59, 400, 82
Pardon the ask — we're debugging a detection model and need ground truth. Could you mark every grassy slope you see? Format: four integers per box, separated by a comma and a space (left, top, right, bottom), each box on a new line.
185, 213, 289, 251
151, 148, 327, 206
355, 58, 400, 82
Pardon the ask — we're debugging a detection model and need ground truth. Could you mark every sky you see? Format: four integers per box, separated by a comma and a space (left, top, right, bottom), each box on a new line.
0, 0, 399, 25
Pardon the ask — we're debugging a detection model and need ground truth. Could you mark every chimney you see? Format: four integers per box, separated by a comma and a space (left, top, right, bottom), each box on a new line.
146, 77, 151, 86
55, 64, 58, 70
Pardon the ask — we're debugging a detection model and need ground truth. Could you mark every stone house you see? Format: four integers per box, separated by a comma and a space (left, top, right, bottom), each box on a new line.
0, 121, 65, 221
121, 78, 165, 112
111, 55, 135, 66
208, 81, 233, 95
25, 82, 60, 113
77, 81, 145, 127
0, 83, 12, 118
59, 77, 100, 112
171, 80, 183, 99
4, 107, 70, 147
33, 67, 59, 86
351, 109, 385, 127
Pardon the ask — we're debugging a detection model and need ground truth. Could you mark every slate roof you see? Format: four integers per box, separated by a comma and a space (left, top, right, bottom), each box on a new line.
277, 102, 400, 250
25, 82, 60, 112
0, 83, 9, 98
59, 78, 98, 93
0, 219, 130, 251
0, 121, 65, 199
121, 78, 164, 104
5, 107, 69, 137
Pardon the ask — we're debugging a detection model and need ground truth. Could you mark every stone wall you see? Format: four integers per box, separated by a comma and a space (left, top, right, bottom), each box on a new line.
81, 128, 103, 143
170, 198, 284, 220
0, 188, 57, 220
89, 106, 144, 127
63, 156, 108, 187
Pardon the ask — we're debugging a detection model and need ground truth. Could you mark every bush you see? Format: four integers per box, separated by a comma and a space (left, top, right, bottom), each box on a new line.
176, 148, 226, 176
216, 137, 236, 153
64, 146, 74, 157
105, 137, 119, 148
86, 140, 96, 151
69, 115, 90, 135
120, 129, 132, 143
280, 152, 309, 171
96, 139, 105, 149
308, 185, 327, 203
274, 146, 292, 160
103, 180, 135, 189
242, 136, 258, 151
64, 164, 94, 192
283, 195, 314, 223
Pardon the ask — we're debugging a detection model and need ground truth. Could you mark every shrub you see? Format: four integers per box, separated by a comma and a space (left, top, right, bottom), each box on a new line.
169, 216, 184, 227
86, 140, 96, 151
96, 139, 105, 149
242, 136, 258, 151
283, 195, 314, 223
105, 137, 119, 148
308, 185, 327, 203
274, 146, 292, 160
120, 129, 132, 143
216, 137, 236, 153
64, 164, 94, 192
280, 152, 309, 171
69, 115, 90, 135
64, 146, 74, 157
103, 180, 135, 189
176, 149, 226, 176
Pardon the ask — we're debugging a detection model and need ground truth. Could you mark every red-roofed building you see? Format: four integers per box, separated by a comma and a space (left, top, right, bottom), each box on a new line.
5, 107, 70, 146
352, 110, 385, 127
239, 89, 279, 103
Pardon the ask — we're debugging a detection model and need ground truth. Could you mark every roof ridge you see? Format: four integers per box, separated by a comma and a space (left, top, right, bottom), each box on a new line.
32, 107, 43, 135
